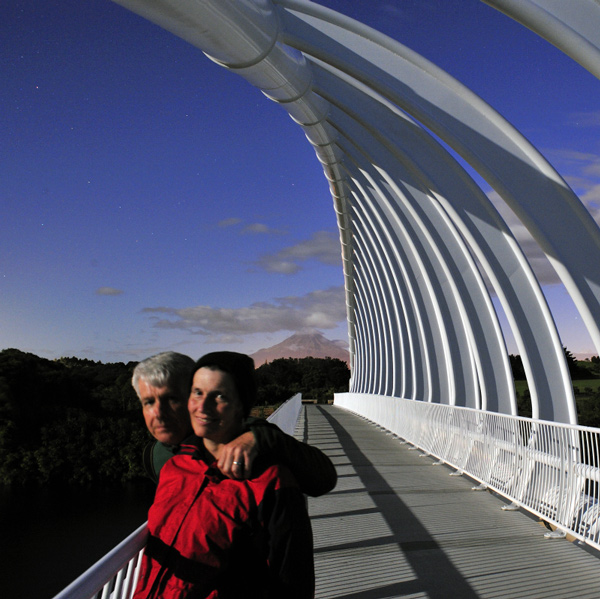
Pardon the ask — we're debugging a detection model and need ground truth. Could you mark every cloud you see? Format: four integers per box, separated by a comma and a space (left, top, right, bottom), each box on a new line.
142, 286, 347, 338
581, 183, 600, 212
217, 218, 285, 235
486, 190, 559, 285
242, 223, 285, 235
256, 230, 342, 274
380, 4, 406, 17
96, 287, 124, 296
549, 149, 600, 179
545, 149, 600, 217
379, 1, 435, 19
483, 147, 600, 287
218, 218, 242, 228
568, 110, 600, 127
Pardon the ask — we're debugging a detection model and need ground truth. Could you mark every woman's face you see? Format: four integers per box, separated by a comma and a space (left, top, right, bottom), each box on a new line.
188, 367, 244, 445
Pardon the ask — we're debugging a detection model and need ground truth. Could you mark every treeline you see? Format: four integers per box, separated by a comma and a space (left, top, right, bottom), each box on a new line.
511, 348, 600, 426
0, 349, 350, 487
0, 349, 144, 487
256, 356, 350, 405
509, 347, 600, 381
5, 344, 600, 486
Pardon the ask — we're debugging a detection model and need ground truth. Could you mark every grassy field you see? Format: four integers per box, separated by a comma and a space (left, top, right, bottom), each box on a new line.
572, 379, 600, 393
511, 379, 600, 426
250, 405, 278, 419
515, 379, 600, 397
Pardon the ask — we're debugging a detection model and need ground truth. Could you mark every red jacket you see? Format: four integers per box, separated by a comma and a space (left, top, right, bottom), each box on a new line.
133, 436, 314, 599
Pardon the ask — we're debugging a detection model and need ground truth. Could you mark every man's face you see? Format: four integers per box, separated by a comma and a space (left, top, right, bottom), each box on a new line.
138, 378, 192, 445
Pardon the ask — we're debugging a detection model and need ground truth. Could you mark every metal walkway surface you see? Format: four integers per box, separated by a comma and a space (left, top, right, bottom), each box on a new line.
297, 404, 600, 599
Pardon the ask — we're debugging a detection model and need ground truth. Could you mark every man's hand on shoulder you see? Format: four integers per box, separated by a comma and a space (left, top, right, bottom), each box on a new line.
217, 431, 258, 479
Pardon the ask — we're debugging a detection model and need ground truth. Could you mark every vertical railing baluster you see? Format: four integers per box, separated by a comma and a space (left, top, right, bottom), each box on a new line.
335, 392, 600, 549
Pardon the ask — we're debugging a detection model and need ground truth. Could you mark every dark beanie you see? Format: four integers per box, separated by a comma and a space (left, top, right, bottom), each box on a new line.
193, 351, 257, 417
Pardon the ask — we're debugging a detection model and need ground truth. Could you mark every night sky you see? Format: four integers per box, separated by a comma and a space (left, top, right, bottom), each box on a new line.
3, 0, 600, 362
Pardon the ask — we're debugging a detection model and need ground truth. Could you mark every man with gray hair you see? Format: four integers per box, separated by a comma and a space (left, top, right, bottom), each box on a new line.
132, 351, 336, 496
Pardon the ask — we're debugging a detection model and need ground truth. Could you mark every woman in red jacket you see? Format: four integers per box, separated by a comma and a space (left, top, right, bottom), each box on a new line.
133, 351, 315, 599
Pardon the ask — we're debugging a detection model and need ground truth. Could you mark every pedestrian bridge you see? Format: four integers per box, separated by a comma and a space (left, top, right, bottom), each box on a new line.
107, 0, 600, 426
54, 1, 600, 597
53, 400, 600, 599
305, 404, 600, 599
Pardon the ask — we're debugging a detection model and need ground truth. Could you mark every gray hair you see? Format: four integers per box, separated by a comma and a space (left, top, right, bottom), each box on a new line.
132, 351, 195, 398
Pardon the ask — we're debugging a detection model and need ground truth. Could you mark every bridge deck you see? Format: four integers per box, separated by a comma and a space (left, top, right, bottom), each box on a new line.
298, 404, 600, 599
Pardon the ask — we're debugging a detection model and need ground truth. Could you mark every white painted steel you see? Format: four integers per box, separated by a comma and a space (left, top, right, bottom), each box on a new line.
483, 0, 600, 79
343, 135, 498, 410
51, 523, 147, 599
279, 2, 600, 384
349, 189, 406, 398
348, 175, 426, 401
351, 239, 387, 395
277, 0, 579, 422
264, 392, 302, 433
311, 63, 529, 414
280, 1, 598, 422
108, 0, 599, 423
335, 392, 600, 550
349, 165, 456, 405
316, 67, 553, 416
52, 1, 600, 596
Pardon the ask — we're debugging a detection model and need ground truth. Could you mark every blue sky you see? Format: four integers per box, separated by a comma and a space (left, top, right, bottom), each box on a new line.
2, 0, 600, 363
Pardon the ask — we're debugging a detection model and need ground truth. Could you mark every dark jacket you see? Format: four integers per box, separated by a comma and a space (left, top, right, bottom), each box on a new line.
143, 417, 337, 496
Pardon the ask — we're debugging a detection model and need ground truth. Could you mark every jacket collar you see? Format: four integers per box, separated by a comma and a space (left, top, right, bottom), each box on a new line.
178, 434, 226, 482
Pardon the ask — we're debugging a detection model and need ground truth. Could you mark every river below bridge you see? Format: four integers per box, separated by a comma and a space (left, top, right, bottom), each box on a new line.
0, 481, 155, 599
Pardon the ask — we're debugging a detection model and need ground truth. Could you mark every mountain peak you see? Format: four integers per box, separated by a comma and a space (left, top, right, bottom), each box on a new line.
251, 331, 349, 366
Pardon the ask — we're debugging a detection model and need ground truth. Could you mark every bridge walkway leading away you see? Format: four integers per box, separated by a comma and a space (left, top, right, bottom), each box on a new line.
297, 404, 600, 599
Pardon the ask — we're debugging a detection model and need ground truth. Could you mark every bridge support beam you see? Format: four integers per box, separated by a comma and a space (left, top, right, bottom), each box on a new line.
111, 0, 600, 425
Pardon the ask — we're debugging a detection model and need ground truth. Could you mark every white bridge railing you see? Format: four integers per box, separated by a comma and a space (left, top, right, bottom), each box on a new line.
335, 392, 600, 550
264, 393, 302, 435
54, 392, 600, 599
52, 394, 303, 599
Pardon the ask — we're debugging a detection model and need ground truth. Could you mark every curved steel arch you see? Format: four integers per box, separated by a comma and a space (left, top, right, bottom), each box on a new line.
484, 0, 600, 79
311, 63, 548, 416
349, 180, 421, 400
111, 0, 600, 424
331, 102, 512, 412
349, 154, 472, 408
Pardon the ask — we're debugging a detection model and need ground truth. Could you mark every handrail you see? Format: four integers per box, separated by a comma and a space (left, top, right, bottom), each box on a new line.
335, 392, 600, 550
51, 394, 303, 599
54, 393, 600, 599
51, 524, 147, 599
266, 393, 302, 433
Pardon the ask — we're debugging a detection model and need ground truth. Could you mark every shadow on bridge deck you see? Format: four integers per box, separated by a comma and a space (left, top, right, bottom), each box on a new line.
297, 405, 600, 599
